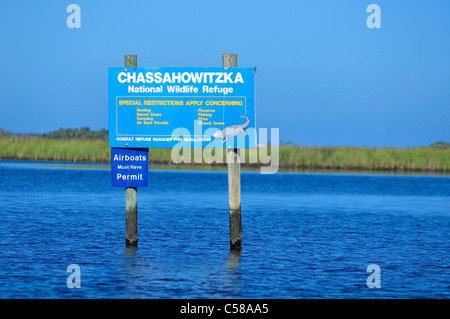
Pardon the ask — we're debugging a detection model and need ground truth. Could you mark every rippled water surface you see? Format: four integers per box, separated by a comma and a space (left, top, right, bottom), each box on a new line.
0, 161, 449, 298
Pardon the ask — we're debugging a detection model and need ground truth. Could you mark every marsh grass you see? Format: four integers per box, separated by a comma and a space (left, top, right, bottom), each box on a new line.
0, 138, 448, 172
0, 138, 110, 162
277, 145, 449, 171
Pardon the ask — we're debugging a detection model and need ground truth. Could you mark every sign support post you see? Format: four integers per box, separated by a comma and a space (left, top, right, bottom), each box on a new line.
124, 54, 138, 247
223, 53, 242, 251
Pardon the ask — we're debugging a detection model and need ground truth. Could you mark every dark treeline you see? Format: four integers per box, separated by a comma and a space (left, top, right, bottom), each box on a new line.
0, 127, 108, 140
429, 141, 450, 149
280, 140, 450, 150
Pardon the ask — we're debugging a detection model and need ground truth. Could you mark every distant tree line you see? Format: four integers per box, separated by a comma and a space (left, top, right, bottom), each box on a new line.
43, 127, 108, 139
0, 127, 108, 140
430, 141, 450, 149
279, 139, 450, 149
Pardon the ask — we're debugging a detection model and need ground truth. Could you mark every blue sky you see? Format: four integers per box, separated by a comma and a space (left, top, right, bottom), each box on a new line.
0, 0, 448, 147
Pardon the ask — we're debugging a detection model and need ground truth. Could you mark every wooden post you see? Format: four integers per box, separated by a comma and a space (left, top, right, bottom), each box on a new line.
222, 53, 242, 250
125, 54, 138, 246
125, 187, 138, 246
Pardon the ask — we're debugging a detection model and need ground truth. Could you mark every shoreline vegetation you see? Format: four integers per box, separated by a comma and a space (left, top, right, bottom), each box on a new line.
0, 127, 448, 173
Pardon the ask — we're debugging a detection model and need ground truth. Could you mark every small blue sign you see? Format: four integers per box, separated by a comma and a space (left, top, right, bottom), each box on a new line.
111, 148, 149, 187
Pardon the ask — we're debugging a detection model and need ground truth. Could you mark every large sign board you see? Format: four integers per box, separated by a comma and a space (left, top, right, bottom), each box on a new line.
108, 67, 255, 149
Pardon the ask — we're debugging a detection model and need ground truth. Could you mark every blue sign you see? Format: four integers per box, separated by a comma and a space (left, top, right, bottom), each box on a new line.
111, 148, 149, 187
108, 67, 255, 149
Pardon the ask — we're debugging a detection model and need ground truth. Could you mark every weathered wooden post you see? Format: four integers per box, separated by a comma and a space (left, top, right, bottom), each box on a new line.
222, 53, 242, 250
125, 54, 138, 246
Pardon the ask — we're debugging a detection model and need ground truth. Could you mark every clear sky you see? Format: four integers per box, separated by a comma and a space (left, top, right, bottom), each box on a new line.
0, 1, 448, 147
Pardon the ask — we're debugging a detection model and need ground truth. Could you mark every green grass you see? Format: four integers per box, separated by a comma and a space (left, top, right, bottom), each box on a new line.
0, 138, 448, 172
276, 145, 449, 171
0, 138, 111, 162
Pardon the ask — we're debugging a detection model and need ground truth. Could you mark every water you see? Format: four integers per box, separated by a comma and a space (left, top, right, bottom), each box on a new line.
0, 160, 449, 298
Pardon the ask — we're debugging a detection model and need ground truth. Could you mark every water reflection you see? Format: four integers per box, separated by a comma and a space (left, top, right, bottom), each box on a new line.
119, 246, 156, 298
227, 250, 241, 268
225, 250, 242, 295
124, 245, 139, 255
